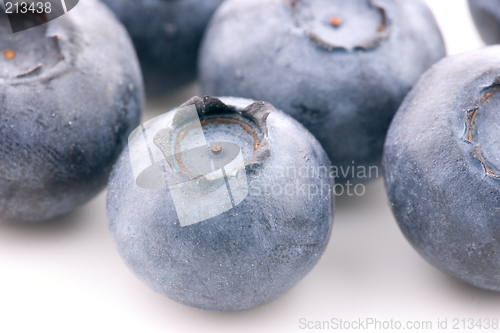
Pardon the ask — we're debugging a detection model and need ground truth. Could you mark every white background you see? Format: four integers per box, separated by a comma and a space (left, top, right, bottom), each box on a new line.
0, 1, 497, 332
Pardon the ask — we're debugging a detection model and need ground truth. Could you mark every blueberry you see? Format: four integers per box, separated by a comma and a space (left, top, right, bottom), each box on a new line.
383, 46, 500, 291
468, 0, 500, 45
0, 0, 144, 223
101, 0, 224, 96
107, 96, 333, 311
199, 0, 446, 183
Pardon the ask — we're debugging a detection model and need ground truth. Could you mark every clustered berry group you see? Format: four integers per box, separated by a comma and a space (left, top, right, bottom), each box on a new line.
1, 0, 499, 312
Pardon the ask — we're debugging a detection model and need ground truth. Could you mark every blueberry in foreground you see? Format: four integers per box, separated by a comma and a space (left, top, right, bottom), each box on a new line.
0, 0, 144, 223
468, 0, 500, 45
101, 0, 224, 96
199, 0, 445, 183
107, 96, 334, 311
383, 46, 500, 291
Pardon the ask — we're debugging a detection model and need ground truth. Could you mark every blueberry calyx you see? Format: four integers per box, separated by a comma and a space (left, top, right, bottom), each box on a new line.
180, 96, 274, 167
0, 21, 64, 80
465, 78, 500, 178
289, 0, 392, 51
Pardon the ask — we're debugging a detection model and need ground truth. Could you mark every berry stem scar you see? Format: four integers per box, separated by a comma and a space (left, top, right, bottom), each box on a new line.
211, 145, 222, 154
4, 49, 15, 60
330, 16, 342, 27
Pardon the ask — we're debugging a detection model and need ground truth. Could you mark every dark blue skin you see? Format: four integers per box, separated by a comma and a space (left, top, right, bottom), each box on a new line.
0, 0, 144, 223
107, 96, 334, 312
199, 0, 446, 183
469, 0, 500, 45
384, 46, 500, 291
101, 0, 224, 96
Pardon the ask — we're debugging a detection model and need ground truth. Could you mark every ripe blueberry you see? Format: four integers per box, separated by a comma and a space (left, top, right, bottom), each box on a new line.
0, 0, 143, 223
107, 96, 333, 311
199, 0, 446, 183
101, 0, 224, 95
384, 46, 500, 291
